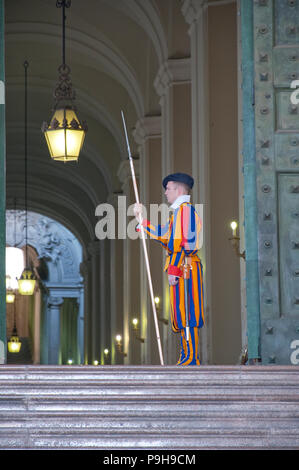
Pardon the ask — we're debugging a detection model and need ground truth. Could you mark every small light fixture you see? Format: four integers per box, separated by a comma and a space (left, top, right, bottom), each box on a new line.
67, 358, 73, 365
115, 334, 122, 344
7, 329, 22, 353
155, 296, 168, 325
7, 299, 21, 354
229, 220, 245, 260
103, 348, 110, 365
42, 0, 87, 162
18, 269, 36, 296
6, 291, 15, 304
93, 360, 99, 366
115, 334, 127, 356
132, 317, 145, 343
18, 61, 36, 295
230, 221, 238, 237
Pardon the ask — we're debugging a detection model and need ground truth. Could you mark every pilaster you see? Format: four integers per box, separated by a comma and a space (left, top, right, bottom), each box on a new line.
47, 296, 64, 364
154, 58, 192, 178
154, 57, 193, 364
181, 0, 211, 364
80, 256, 92, 364
133, 116, 166, 365
106, 192, 124, 364
87, 240, 101, 363
117, 159, 140, 364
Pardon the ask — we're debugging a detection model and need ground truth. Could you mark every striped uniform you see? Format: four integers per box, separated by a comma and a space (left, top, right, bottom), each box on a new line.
140, 202, 204, 365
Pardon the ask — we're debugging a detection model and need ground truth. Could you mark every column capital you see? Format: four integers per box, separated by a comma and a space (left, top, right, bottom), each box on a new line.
48, 296, 64, 307
181, 0, 208, 26
117, 159, 140, 186
133, 116, 161, 145
154, 58, 191, 97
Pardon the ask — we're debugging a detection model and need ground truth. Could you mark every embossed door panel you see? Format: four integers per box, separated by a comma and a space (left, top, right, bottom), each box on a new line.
278, 174, 299, 316
254, 0, 299, 363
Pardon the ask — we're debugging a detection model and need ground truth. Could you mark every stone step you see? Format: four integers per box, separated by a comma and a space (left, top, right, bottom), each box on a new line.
0, 414, 298, 432
0, 365, 298, 449
1, 404, 299, 419
2, 432, 298, 450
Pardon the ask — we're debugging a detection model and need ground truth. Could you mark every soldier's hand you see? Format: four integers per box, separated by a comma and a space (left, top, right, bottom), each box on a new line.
168, 274, 179, 286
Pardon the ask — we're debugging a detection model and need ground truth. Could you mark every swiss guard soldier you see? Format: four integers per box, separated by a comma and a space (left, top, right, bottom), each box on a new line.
134, 173, 204, 365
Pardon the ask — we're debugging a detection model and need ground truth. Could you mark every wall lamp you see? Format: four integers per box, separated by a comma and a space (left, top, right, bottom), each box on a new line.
154, 296, 168, 325
229, 221, 245, 260
131, 318, 145, 343
115, 334, 127, 357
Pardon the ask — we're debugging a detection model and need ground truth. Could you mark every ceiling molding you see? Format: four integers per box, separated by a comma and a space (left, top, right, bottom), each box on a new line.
101, 0, 168, 64
6, 22, 145, 118
6, 121, 115, 196
6, 181, 95, 246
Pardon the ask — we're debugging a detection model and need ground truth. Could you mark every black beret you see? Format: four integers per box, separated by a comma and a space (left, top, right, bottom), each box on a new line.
162, 172, 194, 190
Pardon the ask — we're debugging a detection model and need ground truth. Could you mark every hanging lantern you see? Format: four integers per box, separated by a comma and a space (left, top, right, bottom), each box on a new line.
7, 326, 22, 354
6, 290, 15, 304
8, 297, 22, 354
42, 102, 87, 162
42, 1, 87, 162
18, 268, 36, 296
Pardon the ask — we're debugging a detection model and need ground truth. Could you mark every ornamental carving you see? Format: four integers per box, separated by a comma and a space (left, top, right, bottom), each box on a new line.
6, 210, 81, 280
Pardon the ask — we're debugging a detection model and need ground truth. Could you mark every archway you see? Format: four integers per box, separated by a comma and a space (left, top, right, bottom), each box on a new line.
6, 210, 84, 365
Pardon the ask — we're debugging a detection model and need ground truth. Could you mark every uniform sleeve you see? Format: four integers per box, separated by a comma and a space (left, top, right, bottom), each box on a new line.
167, 204, 201, 277
136, 218, 171, 249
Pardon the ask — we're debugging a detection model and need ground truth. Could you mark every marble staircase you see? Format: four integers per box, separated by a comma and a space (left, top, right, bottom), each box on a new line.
0, 365, 298, 449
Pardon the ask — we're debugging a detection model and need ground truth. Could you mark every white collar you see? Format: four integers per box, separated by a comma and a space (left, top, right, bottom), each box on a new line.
170, 194, 190, 210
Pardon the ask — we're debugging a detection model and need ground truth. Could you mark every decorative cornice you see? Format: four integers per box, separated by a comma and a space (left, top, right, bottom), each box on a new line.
133, 116, 161, 145
48, 296, 64, 307
154, 58, 191, 97
182, 1, 236, 29
117, 159, 140, 185
181, 0, 208, 26
6, 211, 80, 280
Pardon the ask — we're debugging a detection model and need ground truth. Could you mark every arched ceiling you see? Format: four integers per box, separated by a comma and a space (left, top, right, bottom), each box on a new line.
4, 0, 190, 252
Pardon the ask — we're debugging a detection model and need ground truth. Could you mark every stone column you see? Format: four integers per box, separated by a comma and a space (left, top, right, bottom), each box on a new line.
47, 296, 64, 364
154, 58, 192, 177
181, 0, 211, 364
88, 240, 101, 364
117, 159, 140, 364
33, 286, 41, 364
106, 192, 124, 365
78, 286, 84, 364
99, 238, 111, 365
154, 58, 192, 364
80, 256, 92, 364
133, 116, 166, 365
